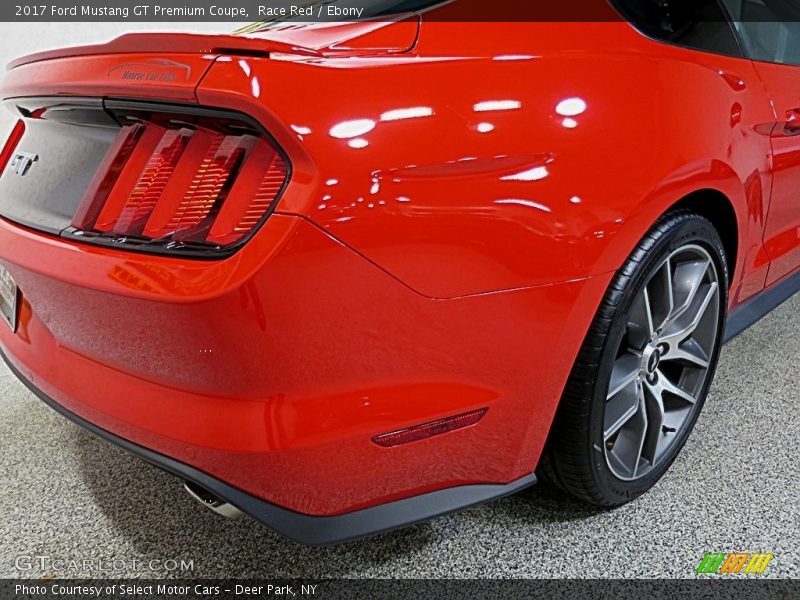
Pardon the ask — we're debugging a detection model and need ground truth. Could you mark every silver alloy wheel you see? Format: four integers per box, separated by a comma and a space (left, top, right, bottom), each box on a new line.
603, 244, 721, 481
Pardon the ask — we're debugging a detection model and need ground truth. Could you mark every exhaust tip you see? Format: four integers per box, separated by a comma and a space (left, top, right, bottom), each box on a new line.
183, 480, 243, 519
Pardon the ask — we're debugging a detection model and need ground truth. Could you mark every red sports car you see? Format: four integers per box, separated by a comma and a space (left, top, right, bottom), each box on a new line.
1, 1, 799, 544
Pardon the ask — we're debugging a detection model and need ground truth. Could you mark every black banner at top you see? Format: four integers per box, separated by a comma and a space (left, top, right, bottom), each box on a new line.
2, 0, 800, 23
3, 0, 620, 22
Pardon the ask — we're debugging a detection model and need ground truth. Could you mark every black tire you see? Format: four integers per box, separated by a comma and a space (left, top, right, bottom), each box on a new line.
538, 210, 729, 506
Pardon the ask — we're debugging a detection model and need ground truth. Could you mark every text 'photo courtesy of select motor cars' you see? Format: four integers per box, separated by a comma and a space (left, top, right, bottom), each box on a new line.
0, 0, 797, 597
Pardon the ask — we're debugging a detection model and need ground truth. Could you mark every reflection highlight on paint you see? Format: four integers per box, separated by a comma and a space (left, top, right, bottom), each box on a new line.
501, 165, 549, 182
380, 107, 433, 121
495, 199, 552, 212
474, 100, 522, 112
330, 119, 376, 139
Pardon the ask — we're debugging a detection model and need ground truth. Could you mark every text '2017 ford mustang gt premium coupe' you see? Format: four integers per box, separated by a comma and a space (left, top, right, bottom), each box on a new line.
1, 0, 799, 544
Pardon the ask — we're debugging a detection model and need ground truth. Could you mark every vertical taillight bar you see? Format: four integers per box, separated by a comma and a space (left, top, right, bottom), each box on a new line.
93, 124, 169, 232
111, 128, 193, 236
72, 123, 145, 231
207, 142, 285, 246
142, 128, 221, 239
0, 121, 26, 175
167, 135, 250, 240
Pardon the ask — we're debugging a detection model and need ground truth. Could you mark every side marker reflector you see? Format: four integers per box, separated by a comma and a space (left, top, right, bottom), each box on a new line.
372, 408, 488, 448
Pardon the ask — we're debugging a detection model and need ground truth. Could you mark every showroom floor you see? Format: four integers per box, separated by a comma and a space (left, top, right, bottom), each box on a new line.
0, 296, 797, 579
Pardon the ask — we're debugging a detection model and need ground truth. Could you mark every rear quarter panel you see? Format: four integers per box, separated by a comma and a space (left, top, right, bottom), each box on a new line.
197, 22, 774, 302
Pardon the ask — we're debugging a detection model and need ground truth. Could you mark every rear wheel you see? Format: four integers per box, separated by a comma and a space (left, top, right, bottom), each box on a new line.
539, 211, 728, 506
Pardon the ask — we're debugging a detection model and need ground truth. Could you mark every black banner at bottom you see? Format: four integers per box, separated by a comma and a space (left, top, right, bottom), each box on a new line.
3, 579, 798, 600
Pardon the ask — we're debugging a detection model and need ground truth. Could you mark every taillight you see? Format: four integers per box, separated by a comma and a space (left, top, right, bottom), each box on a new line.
0, 120, 25, 174
69, 104, 288, 256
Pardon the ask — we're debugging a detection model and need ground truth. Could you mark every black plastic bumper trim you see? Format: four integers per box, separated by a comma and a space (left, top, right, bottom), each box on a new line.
724, 268, 800, 343
0, 349, 536, 546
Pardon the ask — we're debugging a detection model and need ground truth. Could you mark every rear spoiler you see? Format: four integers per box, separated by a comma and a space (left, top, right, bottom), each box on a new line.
8, 33, 308, 69
8, 15, 421, 70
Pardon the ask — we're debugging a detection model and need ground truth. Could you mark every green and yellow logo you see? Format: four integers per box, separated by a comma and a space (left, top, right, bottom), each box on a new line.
696, 552, 774, 575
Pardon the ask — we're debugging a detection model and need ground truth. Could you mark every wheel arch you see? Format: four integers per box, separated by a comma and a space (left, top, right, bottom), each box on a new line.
595, 168, 753, 300
665, 189, 739, 288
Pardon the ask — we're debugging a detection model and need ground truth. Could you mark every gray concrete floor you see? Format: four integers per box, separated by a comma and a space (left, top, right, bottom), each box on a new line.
0, 296, 798, 579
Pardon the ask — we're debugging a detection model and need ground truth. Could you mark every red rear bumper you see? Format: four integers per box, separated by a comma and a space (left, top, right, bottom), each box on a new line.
0, 211, 609, 518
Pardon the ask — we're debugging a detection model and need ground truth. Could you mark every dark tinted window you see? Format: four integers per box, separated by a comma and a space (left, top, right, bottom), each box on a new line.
613, 0, 743, 57
722, 0, 800, 65
370, 0, 444, 14
239, 0, 443, 28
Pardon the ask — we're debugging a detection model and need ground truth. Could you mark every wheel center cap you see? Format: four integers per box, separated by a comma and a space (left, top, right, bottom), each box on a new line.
643, 345, 662, 374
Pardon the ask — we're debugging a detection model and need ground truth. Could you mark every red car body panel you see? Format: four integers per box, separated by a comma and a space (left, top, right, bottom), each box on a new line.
0, 213, 609, 514
198, 22, 777, 301
752, 60, 800, 286
0, 11, 798, 529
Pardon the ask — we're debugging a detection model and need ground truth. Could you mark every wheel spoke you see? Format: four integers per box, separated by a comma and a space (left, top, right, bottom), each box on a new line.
669, 258, 711, 325
641, 378, 666, 464
661, 282, 718, 348
630, 389, 649, 478
649, 259, 675, 331
628, 288, 655, 349
643, 288, 655, 336
654, 370, 697, 404
661, 337, 710, 369
605, 380, 640, 440
607, 385, 648, 478
607, 353, 641, 400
